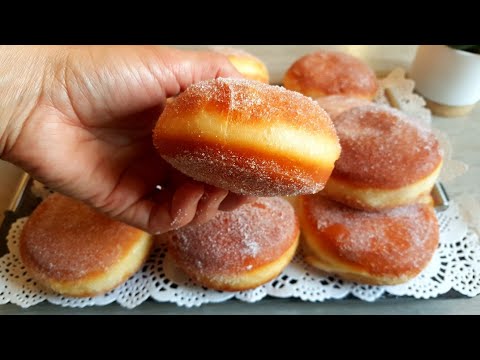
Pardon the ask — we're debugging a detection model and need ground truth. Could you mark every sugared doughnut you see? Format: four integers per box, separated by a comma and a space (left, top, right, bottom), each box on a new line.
210, 46, 270, 83
298, 194, 439, 285
19, 194, 153, 297
283, 50, 378, 99
153, 78, 341, 197
322, 105, 443, 211
166, 197, 299, 291
315, 95, 371, 120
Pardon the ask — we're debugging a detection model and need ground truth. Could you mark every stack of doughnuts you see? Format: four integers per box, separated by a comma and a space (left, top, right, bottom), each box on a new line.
154, 76, 341, 290
284, 50, 443, 285
18, 47, 444, 297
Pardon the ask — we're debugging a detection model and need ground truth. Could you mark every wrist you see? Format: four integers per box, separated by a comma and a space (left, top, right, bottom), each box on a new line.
0, 46, 62, 161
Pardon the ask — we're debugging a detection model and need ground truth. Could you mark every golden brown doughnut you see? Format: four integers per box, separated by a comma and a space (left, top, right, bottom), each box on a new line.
298, 194, 439, 285
210, 46, 269, 83
315, 95, 372, 120
153, 78, 341, 197
166, 197, 299, 291
283, 50, 378, 99
19, 194, 153, 297
322, 105, 443, 210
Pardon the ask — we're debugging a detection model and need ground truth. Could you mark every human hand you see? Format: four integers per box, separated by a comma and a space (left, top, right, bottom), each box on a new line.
0, 45, 253, 233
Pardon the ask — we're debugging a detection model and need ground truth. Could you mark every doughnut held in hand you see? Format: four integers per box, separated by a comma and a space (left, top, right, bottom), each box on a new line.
153, 78, 341, 197
165, 197, 299, 291
297, 194, 439, 285
19, 194, 153, 297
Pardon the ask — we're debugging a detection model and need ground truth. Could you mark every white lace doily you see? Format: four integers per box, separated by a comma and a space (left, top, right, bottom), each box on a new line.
1, 196, 480, 308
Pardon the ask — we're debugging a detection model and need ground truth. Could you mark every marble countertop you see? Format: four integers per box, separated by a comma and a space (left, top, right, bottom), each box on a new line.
1, 45, 479, 314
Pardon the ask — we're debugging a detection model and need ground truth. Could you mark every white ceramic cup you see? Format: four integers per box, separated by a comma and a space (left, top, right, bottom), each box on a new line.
409, 45, 480, 106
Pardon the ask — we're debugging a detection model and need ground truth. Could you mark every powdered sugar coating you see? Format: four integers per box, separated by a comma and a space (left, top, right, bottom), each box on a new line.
167, 197, 299, 276
19, 194, 147, 281
154, 78, 339, 196
316, 95, 372, 121
300, 194, 439, 277
284, 50, 378, 99
332, 104, 443, 188
166, 77, 336, 134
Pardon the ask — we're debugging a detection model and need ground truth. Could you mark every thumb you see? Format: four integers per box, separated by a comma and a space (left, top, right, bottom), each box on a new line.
158, 47, 244, 98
